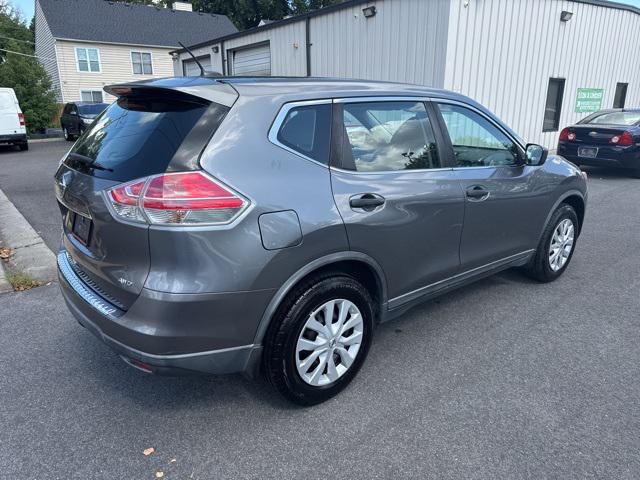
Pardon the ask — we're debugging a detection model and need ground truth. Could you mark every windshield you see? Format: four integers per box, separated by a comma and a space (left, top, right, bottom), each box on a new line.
587, 111, 640, 126
78, 104, 108, 116
66, 94, 212, 181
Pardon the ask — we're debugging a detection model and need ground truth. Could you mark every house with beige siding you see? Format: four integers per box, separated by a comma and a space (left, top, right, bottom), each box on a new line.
34, 0, 237, 104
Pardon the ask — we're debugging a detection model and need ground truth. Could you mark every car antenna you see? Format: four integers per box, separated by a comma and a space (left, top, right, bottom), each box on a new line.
179, 42, 205, 76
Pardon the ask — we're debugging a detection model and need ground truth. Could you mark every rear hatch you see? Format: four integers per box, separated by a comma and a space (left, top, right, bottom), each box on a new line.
55, 80, 236, 309
0, 89, 22, 135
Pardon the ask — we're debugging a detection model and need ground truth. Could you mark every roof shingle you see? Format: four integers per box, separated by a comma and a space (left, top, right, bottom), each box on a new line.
38, 0, 238, 48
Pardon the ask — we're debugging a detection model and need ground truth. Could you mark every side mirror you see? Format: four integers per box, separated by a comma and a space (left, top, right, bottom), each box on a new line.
525, 143, 548, 166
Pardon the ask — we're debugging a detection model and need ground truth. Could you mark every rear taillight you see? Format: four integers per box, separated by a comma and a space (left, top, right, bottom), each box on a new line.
559, 128, 574, 141
18, 113, 25, 127
610, 131, 634, 146
106, 172, 248, 226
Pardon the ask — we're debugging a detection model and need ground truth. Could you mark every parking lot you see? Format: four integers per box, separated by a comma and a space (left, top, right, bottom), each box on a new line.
1, 140, 639, 479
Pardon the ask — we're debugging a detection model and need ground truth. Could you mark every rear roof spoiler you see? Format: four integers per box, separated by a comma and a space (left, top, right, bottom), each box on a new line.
104, 78, 238, 108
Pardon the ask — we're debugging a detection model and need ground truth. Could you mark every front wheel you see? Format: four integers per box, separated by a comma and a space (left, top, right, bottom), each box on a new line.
523, 203, 579, 282
264, 274, 374, 405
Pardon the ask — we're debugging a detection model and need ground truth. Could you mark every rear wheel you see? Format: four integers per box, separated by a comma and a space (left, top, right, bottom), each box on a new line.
264, 274, 374, 405
63, 127, 74, 141
18, 142, 28, 151
523, 203, 578, 282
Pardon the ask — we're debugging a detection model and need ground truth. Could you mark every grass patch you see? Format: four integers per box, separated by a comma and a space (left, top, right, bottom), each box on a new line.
6, 271, 42, 292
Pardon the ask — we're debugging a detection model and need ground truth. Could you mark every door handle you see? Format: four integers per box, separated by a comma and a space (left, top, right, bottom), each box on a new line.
349, 193, 385, 211
466, 185, 490, 201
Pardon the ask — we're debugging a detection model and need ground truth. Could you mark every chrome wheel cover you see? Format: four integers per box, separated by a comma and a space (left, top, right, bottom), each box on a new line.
549, 218, 575, 272
295, 299, 364, 387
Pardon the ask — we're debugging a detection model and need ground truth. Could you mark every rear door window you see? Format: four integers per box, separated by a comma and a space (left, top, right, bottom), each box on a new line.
66, 94, 220, 181
338, 101, 441, 172
276, 103, 331, 164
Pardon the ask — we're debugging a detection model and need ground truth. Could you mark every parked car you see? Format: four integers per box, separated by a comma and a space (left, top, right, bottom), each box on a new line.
0, 87, 28, 151
61, 102, 108, 141
557, 109, 640, 177
55, 77, 588, 405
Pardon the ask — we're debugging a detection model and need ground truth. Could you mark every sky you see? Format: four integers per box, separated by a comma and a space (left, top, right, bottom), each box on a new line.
7, 0, 640, 23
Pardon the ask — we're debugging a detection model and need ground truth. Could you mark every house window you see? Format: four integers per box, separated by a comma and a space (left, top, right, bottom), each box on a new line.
613, 83, 628, 109
76, 47, 101, 72
131, 51, 153, 75
80, 90, 103, 103
543, 78, 565, 132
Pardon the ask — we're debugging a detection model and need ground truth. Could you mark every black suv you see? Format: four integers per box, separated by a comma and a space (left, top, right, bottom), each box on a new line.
60, 102, 108, 141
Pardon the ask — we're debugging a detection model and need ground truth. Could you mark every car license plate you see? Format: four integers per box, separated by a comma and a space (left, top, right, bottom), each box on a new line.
71, 212, 92, 245
578, 147, 598, 158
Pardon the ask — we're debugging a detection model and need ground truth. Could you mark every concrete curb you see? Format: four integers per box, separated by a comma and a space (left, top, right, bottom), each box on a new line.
0, 188, 57, 286
29, 138, 65, 143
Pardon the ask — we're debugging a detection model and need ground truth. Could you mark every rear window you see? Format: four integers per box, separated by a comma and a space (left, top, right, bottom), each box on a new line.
66, 94, 216, 181
78, 103, 108, 116
586, 111, 640, 126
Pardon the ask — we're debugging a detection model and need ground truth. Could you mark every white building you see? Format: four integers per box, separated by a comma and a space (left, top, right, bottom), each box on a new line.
172, 0, 640, 147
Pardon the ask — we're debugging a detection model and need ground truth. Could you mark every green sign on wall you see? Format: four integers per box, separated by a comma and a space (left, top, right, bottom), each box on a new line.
575, 88, 604, 113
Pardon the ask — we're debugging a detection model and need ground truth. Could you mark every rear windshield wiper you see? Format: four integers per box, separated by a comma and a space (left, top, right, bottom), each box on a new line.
67, 152, 113, 172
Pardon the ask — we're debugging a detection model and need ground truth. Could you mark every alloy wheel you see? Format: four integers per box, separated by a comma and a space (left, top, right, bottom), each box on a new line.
549, 218, 575, 272
295, 299, 364, 387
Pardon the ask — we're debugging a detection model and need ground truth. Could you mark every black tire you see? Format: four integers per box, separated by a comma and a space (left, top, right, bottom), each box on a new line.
264, 273, 374, 406
18, 142, 28, 151
523, 203, 579, 282
63, 127, 74, 141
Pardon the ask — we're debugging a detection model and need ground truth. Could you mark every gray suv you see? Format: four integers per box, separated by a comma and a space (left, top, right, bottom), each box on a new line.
55, 77, 588, 405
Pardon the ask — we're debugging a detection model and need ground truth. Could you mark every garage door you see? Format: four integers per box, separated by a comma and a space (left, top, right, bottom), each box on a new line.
231, 44, 271, 76
183, 55, 211, 76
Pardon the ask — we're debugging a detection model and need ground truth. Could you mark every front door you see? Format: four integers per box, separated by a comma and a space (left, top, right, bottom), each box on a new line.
433, 101, 549, 270
330, 99, 465, 306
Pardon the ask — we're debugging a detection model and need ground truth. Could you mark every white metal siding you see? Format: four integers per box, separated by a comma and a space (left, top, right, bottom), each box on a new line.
231, 44, 271, 76
309, 0, 450, 86
34, 0, 62, 102
444, 0, 640, 146
225, 22, 307, 76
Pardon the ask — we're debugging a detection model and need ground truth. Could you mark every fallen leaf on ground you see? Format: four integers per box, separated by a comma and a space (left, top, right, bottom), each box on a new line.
155, 471, 164, 478
143, 447, 155, 456
0, 247, 12, 260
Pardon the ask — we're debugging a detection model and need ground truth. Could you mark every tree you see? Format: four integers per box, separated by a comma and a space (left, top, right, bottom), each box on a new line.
109, 0, 345, 30
289, 0, 344, 15
0, 2, 58, 133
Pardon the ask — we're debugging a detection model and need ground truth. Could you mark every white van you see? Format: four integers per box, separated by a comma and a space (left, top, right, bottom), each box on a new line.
0, 87, 28, 151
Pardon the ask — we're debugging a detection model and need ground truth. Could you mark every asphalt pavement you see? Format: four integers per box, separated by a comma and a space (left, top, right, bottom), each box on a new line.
1, 141, 639, 479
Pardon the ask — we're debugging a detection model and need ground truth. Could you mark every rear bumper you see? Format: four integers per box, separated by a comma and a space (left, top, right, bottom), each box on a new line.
558, 142, 640, 170
0, 133, 27, 144
58, 250, 271, 376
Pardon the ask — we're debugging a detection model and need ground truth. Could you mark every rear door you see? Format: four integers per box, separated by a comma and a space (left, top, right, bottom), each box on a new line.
433, 101, 548, 270
0, 89, 21, 136
54, 88, 227, 309
330, 98, 464, 307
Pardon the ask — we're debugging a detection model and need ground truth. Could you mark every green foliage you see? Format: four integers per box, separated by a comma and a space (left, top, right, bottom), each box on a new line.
0, 2, 58, 133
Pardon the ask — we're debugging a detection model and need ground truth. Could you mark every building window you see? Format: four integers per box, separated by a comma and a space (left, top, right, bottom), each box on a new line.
76, 47, 101, 72
613, 83, 628, 109
131, 51, 153, 75
80, 90, 103, 103
543, 78, 565, 132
